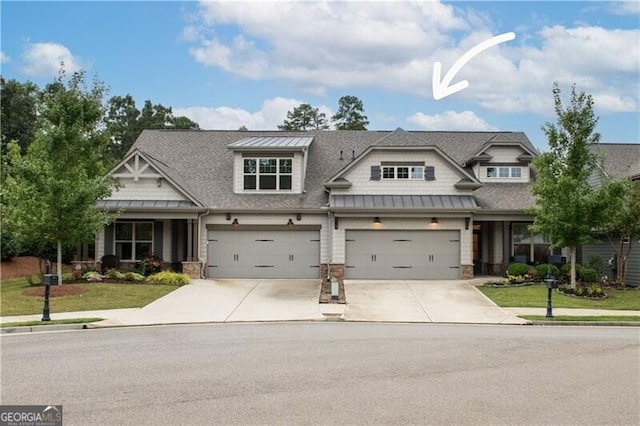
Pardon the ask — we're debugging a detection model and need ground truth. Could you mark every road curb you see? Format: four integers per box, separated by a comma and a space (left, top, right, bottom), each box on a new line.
530, 321, 640, 327
1, 323, 91, 334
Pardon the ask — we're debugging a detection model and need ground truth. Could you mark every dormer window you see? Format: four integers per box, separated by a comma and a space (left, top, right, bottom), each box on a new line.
381, 165, 424, 180
244, 158, 292, 190
487, 166, 522, 179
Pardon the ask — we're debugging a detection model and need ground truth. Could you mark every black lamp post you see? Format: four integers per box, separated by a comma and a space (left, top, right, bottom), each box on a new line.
42, 260, 57, 322
544, 272, 555, 318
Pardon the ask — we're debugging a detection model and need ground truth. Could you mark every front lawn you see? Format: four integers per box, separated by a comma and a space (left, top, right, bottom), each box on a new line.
1, 277, 178, 316
478, 284, 640, 310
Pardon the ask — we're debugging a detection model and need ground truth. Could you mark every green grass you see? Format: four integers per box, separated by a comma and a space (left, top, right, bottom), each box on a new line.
1, 318, 103, 328
478, 284, 640, 310
1, 277, 178, 316
521, 315, 640, 322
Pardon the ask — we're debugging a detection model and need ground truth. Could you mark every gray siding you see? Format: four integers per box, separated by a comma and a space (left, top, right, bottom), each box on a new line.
581, 239, 640, 286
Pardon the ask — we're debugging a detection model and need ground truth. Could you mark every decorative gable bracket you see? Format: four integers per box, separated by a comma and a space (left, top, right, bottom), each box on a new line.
112, 153, 162, 182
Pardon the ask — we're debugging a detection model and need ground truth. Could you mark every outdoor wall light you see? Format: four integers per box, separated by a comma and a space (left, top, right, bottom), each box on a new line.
296, 213, 302, 221
287, 218, 294, 226
431, 217, 438, 224
373, 217, 381, 224
226, 212, 231, 221
334, 217, 339, 229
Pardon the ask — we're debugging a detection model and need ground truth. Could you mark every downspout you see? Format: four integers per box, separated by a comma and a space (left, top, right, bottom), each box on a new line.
327, 208, 332, 283
197, 209, 210, 279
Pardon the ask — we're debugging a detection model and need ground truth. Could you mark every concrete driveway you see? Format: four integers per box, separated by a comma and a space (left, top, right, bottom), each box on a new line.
342, 279, 527, 324
97, 279, 325, 327
93, 277, 526, 327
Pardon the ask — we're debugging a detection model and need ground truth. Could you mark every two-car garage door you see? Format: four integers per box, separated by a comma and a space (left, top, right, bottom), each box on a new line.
207, 229, 320, 279
345, 230, 460, 279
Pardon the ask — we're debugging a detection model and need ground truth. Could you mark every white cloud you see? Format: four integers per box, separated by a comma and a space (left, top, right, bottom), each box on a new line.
174, 97, 333, 130
0, 52, 8, 63
407, 110, 498, 131
21, 42, 84, 77
185, 1, 639, 116
609, 1, 640, 15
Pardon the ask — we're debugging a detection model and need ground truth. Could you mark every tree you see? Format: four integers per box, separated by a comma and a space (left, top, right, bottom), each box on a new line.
530, 83, 607, 290
598, 179, 640, 286
1, 77, 39, 154
278, 103, 329, 131
2, 69, 117, 283
331, 95, 369, 130
104, 97, 199, 162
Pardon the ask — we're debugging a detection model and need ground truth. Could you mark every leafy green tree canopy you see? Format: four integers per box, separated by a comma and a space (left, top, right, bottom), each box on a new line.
278, 103, 329, 131
530, 83, 606, 289
331, 95, 369, 130
2, 68, 117, 282
1, 77, 39, 154
104, 96, 199, 162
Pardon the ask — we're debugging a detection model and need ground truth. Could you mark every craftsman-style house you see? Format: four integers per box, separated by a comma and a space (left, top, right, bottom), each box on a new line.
93, 128, 549, 282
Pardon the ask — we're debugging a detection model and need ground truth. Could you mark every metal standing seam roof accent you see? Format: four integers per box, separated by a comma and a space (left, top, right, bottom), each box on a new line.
227, 136, 314, 149
96, 200, 197, 209
331, 194, 478, 210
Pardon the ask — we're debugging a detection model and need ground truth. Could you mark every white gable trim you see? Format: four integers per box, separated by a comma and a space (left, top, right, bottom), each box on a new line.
325, 145, 480, 185
107, 149, 205, 207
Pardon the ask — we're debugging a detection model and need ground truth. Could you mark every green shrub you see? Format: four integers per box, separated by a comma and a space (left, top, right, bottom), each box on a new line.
586, 283, 604, 296
561, 263, 583, 277
507, 263, 530, 276
145, 271, 190, 286
124, 272, 145, 282
536, 264, 560, 278
83, 271, 103, 282
579, 267, 599, 283
105, 269, 126, 280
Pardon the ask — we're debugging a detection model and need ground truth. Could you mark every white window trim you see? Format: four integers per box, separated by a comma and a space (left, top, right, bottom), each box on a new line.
243, 157, 293, 191
114, 221, 154, 261
381, 166, 423, 180
486, 166, 523, 179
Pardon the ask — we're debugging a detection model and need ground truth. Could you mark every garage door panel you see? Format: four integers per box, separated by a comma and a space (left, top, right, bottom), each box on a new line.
208, 230, 320, 279
346, 230, 460, 279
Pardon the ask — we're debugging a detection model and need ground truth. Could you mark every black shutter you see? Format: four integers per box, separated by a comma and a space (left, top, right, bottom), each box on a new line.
371, 165, 381, 180
154, 221, 163, 259
425, 166, 435, 181
104, 223, 114, 255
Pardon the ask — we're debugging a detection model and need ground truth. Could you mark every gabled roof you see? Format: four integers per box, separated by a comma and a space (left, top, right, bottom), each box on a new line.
589, 143, 640, 179
124, 128, 538, 211
324, 143, 480, 186
463, 136, 539, 166
108, 149, 205, 208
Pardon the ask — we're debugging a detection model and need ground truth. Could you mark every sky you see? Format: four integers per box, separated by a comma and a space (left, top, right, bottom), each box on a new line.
1, 0, 639, 151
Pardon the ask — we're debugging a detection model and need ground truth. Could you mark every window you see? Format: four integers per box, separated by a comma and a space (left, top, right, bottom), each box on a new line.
243, 158, 292, 190
512, 223, 550, 264
382, 166, 424, 180
487, 166, 523, 179
115, 221, 153, 261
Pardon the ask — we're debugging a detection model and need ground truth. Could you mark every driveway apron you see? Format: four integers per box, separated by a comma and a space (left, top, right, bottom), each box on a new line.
343, 280, 527, 324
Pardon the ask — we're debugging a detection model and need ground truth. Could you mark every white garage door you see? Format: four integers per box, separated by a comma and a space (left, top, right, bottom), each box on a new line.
345, 230, 460, 279
207, 229, 320, 279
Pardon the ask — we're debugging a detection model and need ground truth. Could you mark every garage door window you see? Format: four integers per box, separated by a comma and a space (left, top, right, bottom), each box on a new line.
244, 158, 292, 190
115, 221, 153, 261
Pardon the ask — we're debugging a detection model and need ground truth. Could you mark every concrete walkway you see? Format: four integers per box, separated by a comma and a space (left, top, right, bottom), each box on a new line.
2, 279, 638, 329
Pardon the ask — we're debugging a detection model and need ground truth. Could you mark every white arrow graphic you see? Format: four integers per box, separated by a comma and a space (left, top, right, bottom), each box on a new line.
432, 32, 516, 100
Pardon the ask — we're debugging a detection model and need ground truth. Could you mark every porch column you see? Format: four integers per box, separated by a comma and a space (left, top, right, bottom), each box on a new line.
187, 219, 194, 260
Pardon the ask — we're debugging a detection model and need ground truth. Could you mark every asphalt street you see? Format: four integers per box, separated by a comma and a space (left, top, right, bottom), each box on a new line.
1, 323, 639, 425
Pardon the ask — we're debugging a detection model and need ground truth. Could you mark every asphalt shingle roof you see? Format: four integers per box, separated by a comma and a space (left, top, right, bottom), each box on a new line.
128, 129, 538, 211
589, 143, 640, 179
